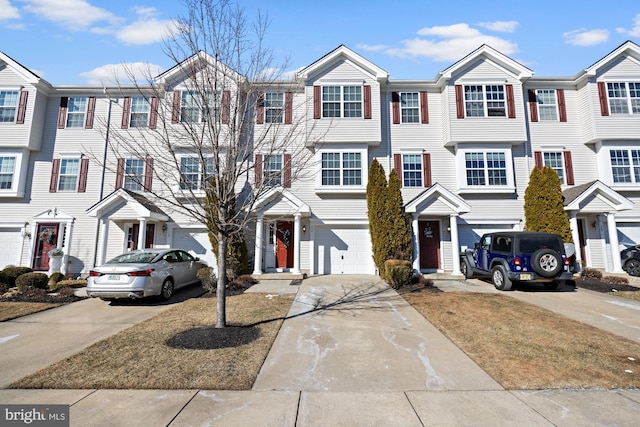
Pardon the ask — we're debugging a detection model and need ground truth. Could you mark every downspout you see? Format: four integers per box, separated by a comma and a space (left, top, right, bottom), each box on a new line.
92, 89, 116, 268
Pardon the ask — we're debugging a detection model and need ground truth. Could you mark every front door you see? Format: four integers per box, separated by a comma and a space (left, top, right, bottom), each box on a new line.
276, 221, 294, 269
129, 223, 155, 250
419, 220, 441, 270
33, 223, 59, 271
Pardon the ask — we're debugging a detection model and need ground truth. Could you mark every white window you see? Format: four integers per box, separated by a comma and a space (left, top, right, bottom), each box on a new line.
181, 91, 219, 123
464, 85, 505, 117
263, 154, 283, 186
264, 92, 284, 124
129, 97, 150, 127
607, 82, 640, 114
322, 86, 362, 118
402, 154, 422, 187
542, 152, 565, 184
609, 149, 640, 183
180, 157, 215, 190
0, 91, 18, 123
457, 148, 514, 193
66, 97, 87, 128
124, 158, 145, 191
400, 92, 419, 123
58, 158, 80, 191
535, 89, 558, 121
0, 156, 16, 189
321, 152, 362, 186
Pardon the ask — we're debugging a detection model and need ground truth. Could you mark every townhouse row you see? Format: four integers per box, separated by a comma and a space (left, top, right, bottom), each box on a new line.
1, 41, 640, 277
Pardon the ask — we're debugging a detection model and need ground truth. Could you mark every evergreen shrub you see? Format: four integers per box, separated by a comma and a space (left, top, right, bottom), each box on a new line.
16, 272, 49, 293
384, 259, 412, 289
3, 267, 34, 287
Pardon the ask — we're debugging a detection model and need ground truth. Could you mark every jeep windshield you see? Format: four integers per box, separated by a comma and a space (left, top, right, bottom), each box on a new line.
518, 238, 563, 254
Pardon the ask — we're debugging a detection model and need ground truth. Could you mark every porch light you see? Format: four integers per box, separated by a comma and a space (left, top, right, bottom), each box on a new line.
302, 225, 307, 233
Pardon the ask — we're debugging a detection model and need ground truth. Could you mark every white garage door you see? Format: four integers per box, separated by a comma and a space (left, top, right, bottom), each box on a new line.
0, 228, 22, 268
172, 229, 217, 270
315, 225, 374, 275
617, 223, 640, 249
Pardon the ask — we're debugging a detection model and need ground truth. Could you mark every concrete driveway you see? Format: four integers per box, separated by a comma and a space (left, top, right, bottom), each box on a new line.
0, 285, 204, 388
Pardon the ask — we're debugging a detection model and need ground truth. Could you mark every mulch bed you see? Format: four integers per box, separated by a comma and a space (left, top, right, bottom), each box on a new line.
0, 291, 85, 304
573, 278, 640, 293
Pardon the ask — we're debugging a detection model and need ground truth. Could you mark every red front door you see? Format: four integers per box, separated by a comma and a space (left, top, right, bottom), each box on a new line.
33, 223, 59, 271
276, 221, 294, 268
419, 220, 441, 269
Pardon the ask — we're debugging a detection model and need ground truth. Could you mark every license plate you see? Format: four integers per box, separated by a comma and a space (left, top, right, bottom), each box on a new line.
520, 273, 532, 280
107, 274, 122, 281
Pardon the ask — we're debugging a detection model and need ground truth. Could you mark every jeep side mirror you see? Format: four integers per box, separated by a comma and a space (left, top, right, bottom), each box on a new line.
474, 242, 480, 249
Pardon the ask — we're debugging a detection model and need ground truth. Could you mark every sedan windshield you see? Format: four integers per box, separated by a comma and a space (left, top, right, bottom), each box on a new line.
106, 252, 159, 264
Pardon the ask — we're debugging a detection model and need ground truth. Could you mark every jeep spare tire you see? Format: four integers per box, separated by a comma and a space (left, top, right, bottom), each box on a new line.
532, 249, 562, 278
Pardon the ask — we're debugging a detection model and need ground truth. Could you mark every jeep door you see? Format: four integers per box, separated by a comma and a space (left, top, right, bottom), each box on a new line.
478, 235, 492, 272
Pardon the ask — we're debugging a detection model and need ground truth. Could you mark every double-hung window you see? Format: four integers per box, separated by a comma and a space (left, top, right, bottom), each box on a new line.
321, 152, 362, 186
607, 82, 640, 114
58, 158, 80, 191
402, 154, 423, 187
461, 151, 509, 188
66, 97, 87, 128
610, 149, 640, 183
181, 91, 218, 123
263, 154, 283, 186
129, 97, 150, 127
180, 157, 215, 190
542, 152, 566, 184
536, 89, 558, 120
400, 92, 419, 123
264, 92, 284, 123
124, 158, 145, 190
322, 86, 362, 118
0, 91, 18, 123
0, 156, 16, 189
464, 85, 505, 117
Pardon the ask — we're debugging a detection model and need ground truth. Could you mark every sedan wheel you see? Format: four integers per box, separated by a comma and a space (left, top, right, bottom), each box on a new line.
161, 279, 174, 300
625, 259, 640, 277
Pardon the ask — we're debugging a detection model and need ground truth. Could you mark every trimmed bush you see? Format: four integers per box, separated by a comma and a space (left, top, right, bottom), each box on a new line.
602, 275, 630, 286
16, 272, 49, 294
0, 270, 8, 286
48, 272, 65, 287
24, 287, 48, 301
410, 274, 434, 287
229, 274, 258, 291
56, 287, 76, 298
2, 266, 33, 287
197, 266, 217, 294
49, 279, 87, 291
384, 259, 412, 289
581, 268, 603, 280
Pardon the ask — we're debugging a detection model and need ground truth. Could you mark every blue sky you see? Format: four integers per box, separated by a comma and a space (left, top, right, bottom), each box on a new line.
2, 0, 640, 84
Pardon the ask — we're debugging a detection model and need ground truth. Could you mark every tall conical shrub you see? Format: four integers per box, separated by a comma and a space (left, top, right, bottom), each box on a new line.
367, 159, 389, 275
524, 166, 573, 243
387, 170, 412, 260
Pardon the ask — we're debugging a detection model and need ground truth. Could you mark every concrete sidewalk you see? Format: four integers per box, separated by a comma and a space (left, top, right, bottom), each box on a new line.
1, 276, 640, 425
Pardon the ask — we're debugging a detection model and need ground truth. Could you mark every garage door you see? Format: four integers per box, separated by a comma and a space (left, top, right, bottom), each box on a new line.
315, 225, 374, 274
458, 224, 513, 251
0, 228, 22, 268
172, 229, 216, 270
617, 223, 640, 248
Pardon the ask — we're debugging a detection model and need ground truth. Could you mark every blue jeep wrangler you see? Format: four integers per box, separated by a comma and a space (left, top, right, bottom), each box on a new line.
460, 232, 574, 290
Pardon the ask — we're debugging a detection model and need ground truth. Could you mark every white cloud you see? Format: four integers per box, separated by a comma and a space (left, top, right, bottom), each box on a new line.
116, 18, 177, 45
386, 23, 518, 62
0, 0, 20, 20
478, 21, 518, 33
356, 43, 390, 52
616, 14, 640, 37
563, 29, 609, 46
79, 62, 164, 84
22, 0, 121, 30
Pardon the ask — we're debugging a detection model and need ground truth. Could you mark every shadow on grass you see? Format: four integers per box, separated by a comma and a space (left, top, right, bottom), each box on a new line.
166, 325, 260, 349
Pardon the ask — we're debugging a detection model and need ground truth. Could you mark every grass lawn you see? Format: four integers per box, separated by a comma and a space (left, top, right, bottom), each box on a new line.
0, 302, 62, 322
401, 289, 640, 389
10, 293, 293, 390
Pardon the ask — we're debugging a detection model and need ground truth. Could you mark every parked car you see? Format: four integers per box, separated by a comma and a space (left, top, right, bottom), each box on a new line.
621, 244, 640, 276
87, 249, 205, 300
460, 232, 574, 291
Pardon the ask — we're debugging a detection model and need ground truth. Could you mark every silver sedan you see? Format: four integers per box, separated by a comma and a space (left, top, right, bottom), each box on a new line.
87, 249, 206, 300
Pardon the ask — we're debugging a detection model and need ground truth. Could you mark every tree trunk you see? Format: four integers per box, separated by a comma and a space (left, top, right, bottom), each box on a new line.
216, 231, 228, 328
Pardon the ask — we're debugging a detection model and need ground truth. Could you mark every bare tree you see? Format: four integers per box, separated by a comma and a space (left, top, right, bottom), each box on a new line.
101, 0, 315, 327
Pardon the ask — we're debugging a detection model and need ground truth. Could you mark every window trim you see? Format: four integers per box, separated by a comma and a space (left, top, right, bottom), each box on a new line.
315, 147, 368, 193
65, 96, 88, 128
456, 146, 515, 194
123, 158, 146, 191
608, 147, 640, 185
0, 89, 19, 124
605, 81, 640, 115
177, 155, 216, 192
400, 152, 424, 187
57, 157, 81, 192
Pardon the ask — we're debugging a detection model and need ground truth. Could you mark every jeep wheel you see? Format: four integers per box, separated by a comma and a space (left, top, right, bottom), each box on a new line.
461, 260, 473, 279
532, 249, 562, 278
491, 266, 513, 291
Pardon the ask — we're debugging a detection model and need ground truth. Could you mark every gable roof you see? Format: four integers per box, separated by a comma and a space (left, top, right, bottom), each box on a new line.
435, 44, 533, 85
563, 180, 633, 212
582, 40, 640, 79
0, 51, 49, 86
296, 45, 389, 82
87, 189, 169, 220
404, 183, 471, 214
155, 50, 244, 87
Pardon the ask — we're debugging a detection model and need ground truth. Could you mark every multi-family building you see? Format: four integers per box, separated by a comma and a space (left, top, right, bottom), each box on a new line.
1, 41, 640, 277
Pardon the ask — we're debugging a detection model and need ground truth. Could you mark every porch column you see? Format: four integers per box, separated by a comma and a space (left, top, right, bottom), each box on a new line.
253, 214, 264, 275
97, 217, 109, 266
137, 218, 147, 250
568, 211, 582, 266
293, 213, 301, 274
61, 219, 74, 275
607, 212, 622, 272
450, 214, 461, 276
412, 213, 420, 272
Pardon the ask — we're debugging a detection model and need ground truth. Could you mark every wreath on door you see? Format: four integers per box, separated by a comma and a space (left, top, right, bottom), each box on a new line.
39, 228, 56, 244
